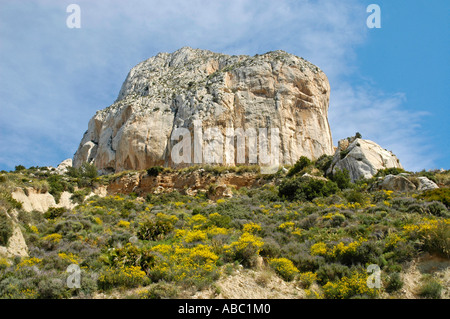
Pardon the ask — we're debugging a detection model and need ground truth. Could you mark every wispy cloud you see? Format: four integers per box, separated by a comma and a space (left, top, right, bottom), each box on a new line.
328, 83, 433, 171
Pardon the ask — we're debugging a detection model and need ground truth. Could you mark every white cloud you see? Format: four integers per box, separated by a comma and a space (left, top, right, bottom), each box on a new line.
328, 83, 434, 171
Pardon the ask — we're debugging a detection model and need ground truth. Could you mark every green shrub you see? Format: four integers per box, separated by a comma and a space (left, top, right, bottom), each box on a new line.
426, 201, 449, 217
421, 220, 450, 258
375, 167, 406, 178
279, 177, 339, 201
147, 166, 164, 177
259, 237, 281, 259
70, 190, 89, 205
287, 156, 311, 177
0, 191, 23, 211
47, 175, 66, 203
98, 266, 148, 291
103, 243, 155, 273
0, 211, 13, 246
339, 149, 350, 160
417, 188, 450, 208
37, 274, 71, 299
385, 272, 403, 293
224, 232, 264, 268
137, 213, 177, 241
315, 155, 333, 174
322, 271, 378, 299
343, 189, 369, 204
15, 165, 26, 172
67, 163, 98, 179
315, 263, 351, 285
269, 258, 299, 281
142, 282, 179, 299
44, 207, 66, 220
331, 168, 351, 190
418, 277, 442, 299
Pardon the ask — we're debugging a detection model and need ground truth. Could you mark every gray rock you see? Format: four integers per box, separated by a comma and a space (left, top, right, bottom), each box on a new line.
327, 138, 403, 182
380, 174, 416, 192
73, 47, 334, 172
417, 176, 439, 191
55, 158, 72, 175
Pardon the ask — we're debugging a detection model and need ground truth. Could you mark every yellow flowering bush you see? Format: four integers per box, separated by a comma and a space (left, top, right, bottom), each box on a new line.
149, 244, 219, 285
16, 257, 42, 269
278, 221, 295, 231
322, 272, 378, 299
292, 229, 303, 237
269, 258, 299, 281
243, 222, 262, 234
117, 220, 131, 228
98, 265, 147, 290
310, 242, 328, 256
184, 230, 208, 243
42, 233, 62, 243
403, 218, 450, 257
298, 272, 318, 288
30, 225, 39, 234
384, 233, 406, 249
174, 229, 187, 239
58, 252, 80, 264
0, 257, 10, 269
310, 238, 367, 262
206, 226, 228, 237
20, 289, 37, 299
189, 214, 208, 229
224, 232, 264, 267
172, 201, 185, 207
330, 238, 367, 259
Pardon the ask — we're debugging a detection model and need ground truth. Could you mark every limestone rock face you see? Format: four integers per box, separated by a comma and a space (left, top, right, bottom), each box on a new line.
0, 211, 28, 258
73, 47, 334, 173
328, 138, 403, 182
55, 158, 72, 175
417, 177, 439, 191
11, 188, 76, 213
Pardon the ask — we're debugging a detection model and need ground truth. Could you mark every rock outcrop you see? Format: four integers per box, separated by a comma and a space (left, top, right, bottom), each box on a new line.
55, 158, 72, 175
417, 177, 439, 191
378, 174, 417, 192
73, 47, 334, 173
0, 211, 28, 258
328, 137, 403, 182
11, 188, 76, 213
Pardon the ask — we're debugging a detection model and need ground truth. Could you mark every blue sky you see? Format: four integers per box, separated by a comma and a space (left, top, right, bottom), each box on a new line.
0, 0, 448, 172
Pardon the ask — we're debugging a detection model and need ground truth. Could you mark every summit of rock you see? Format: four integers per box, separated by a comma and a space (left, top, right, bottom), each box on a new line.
73, 47, 334, 173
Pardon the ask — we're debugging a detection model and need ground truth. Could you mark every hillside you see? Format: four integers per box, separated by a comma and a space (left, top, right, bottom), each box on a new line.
0, 160, 449, 299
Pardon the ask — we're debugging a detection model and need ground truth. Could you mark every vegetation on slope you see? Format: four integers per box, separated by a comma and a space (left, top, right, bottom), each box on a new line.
0, 160, 448, 299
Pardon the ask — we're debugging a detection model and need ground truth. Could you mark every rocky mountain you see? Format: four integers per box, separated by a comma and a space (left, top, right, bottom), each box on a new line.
73, 47, 334, 173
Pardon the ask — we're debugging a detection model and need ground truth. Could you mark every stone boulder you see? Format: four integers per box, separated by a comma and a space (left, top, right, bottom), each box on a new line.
327, 138, 403, 182
417, 177, 439, 191
379, 174, 417, 192
55, 158, 73, 175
